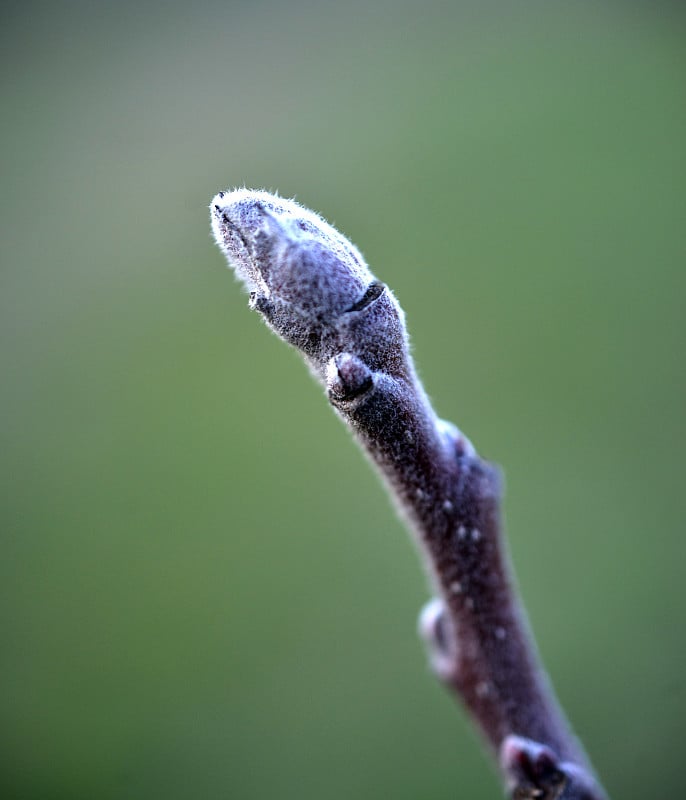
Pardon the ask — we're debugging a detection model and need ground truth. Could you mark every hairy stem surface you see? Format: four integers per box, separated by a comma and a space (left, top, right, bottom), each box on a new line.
210, 189, 608, 800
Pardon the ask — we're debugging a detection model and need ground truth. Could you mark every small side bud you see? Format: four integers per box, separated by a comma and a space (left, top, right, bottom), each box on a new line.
436, 418, 477, 459
326, 353, 373, 401
418, 598, 456, 682
499, 735, 606, 800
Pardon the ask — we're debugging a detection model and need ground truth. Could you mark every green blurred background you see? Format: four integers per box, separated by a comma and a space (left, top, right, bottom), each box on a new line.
2, 1, 684, 797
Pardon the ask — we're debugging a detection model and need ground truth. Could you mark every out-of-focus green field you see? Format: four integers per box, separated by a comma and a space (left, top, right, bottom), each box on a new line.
1, 1, 684, 797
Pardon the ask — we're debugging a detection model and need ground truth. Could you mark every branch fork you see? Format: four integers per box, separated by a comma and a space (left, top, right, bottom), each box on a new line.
210, 189, 608, 800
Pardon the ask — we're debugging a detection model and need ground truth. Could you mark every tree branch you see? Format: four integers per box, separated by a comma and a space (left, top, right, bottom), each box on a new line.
210, 189, 609, 800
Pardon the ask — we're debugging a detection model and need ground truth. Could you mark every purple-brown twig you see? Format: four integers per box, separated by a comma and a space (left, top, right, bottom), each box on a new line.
210, 189, 609, 800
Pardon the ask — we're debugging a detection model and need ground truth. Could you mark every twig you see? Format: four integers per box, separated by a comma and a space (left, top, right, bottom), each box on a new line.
210, 189, 609, 800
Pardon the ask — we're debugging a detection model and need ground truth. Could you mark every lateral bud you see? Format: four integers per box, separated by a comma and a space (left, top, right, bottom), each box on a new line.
418, 598, 457, 682
326, 353, 373, 401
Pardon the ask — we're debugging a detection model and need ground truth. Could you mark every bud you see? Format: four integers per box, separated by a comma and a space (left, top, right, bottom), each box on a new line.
211, 189, 408, 375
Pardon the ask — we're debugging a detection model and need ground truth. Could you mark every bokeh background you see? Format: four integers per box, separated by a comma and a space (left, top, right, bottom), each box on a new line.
2, 1, 684, 797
